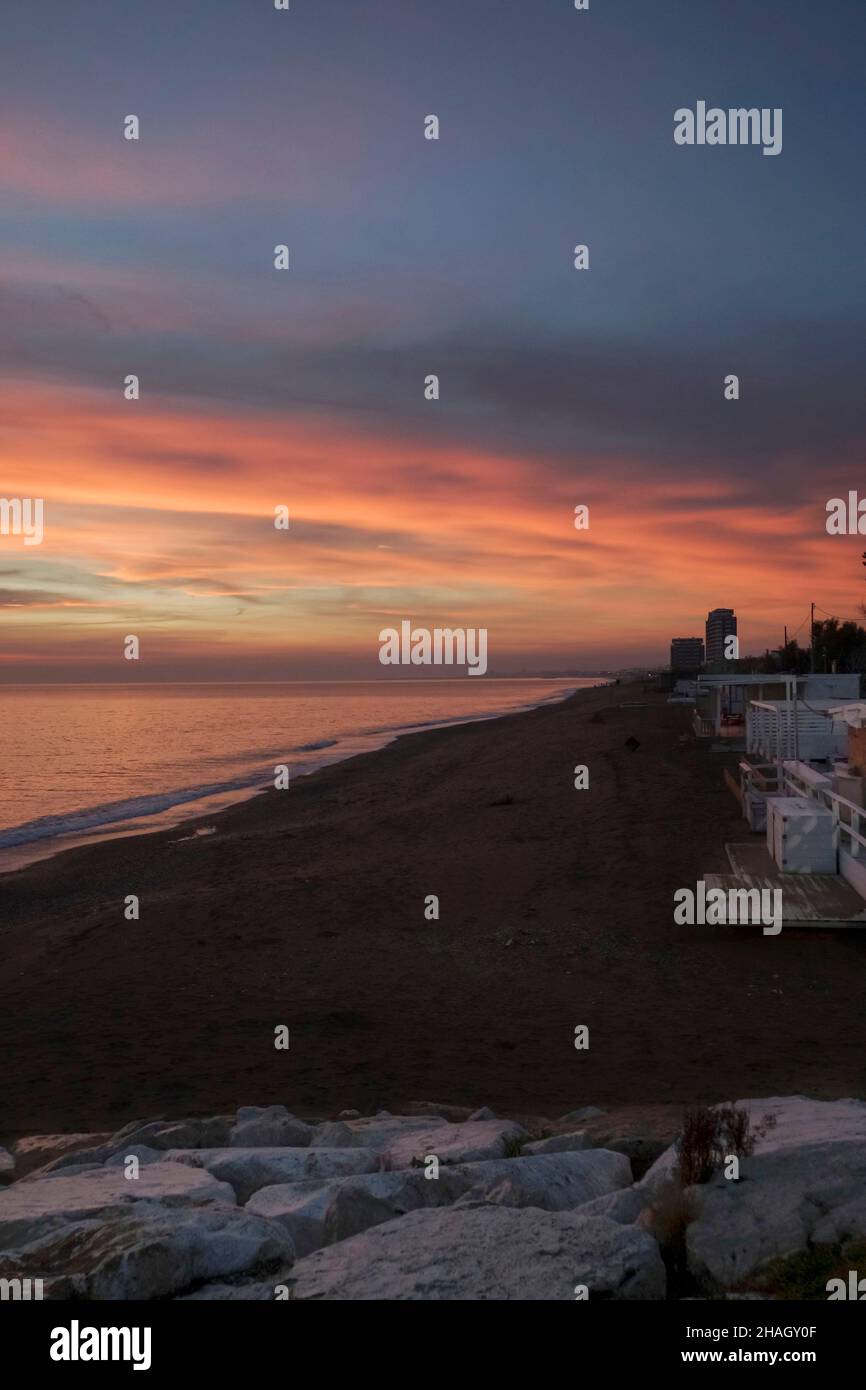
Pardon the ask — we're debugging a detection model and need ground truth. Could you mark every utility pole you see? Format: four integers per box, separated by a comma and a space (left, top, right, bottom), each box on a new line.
810, 602, 816, 673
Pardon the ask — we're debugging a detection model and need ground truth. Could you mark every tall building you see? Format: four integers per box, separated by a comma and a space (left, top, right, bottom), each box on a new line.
670, 637, 705, 671
706, 608, 737, 666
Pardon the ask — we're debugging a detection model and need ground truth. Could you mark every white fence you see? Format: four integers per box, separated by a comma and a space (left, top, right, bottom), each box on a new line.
747, 702, 847, 762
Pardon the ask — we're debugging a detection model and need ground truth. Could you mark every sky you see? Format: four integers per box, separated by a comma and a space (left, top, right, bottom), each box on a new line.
1, 0, 865, 681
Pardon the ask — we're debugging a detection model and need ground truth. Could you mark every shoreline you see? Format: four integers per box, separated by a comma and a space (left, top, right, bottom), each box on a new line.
3, 679, 866, 1140
0, 679, 594, 874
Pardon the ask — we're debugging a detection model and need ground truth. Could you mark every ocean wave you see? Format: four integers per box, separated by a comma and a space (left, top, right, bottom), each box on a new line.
0, 774, 271, 848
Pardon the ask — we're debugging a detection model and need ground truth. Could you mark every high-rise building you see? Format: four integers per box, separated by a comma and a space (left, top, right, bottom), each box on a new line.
706, 608, 737, 666
670, 637, 705, 671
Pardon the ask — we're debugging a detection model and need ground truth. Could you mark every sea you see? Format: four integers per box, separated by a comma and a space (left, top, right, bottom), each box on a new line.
0, 678, 603, 872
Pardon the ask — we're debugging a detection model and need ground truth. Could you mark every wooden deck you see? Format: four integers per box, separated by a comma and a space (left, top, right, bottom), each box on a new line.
703, 842, 866, 927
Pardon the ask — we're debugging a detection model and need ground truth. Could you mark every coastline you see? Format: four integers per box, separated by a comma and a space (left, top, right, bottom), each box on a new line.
0, 679, 591, 874
3, 679, 866, 1140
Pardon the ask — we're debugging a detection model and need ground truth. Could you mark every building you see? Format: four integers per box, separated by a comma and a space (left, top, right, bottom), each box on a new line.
670, 637, 704, 671
706, 608, 737, 667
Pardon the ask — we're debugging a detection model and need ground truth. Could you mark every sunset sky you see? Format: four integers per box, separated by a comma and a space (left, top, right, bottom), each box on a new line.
2, 0, 865, 681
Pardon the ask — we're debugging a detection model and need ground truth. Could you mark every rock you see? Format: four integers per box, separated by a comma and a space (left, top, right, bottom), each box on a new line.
247, 1180, 349, 1258
104, 1146, 168, 1168
403, 1102, 475, 1123
110, 1116, 233, 1152
468, 1107, 496, 1122
575, 1187, 651, 1226
0, 1202, 293, 1300
674, 1096, 866, 1289
523, 1131, 588, 1156
560, 1107, 606, 1124
308, 1122, 354, 1148
168, 1147, 380, 1203
0, 1147, 15, 1184
177, 1272, 294, 1300
33, 1117, 233, 1176
338, 1110, 361, 1121
11, 1134, 112, 1181
0, 1163, 235, 1248
311, 1115, 450, 1152
229, 1106, 313, 1149
383, 1119, 527, 1169
247, 1148, 631, 1254
287, 1207, 665, 1300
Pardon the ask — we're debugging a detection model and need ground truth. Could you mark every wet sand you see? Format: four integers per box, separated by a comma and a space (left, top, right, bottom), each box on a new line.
2, 681, 866, 1140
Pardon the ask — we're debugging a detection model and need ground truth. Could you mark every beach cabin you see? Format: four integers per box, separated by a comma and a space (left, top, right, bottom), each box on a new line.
694, 673, 859, 741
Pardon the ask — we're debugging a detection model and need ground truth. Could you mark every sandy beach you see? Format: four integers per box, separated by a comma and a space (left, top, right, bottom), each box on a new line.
3, 680, 866, 1142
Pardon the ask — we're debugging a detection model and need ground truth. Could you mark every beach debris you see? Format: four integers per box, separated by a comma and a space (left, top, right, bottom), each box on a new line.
624, 736, 641, 751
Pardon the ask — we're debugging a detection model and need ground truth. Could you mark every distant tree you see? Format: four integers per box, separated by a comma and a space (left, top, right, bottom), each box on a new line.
812, 617, 866, 673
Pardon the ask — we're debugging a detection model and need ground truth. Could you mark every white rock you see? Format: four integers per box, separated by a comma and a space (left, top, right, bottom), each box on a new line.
247, 1149, 630, 1254
167, 1147, 380, 1203
229, 1106, 313, 1149
671, 1097, 866, 1288
287, 1206, 665, 1300
0, 1163, 235, 1248
383, 1119, 526, 1169
523, 1131, 588, 1156
0, 1148, 15, 1184
311, 1115, 450, 1151
0, 1202, 293, 1300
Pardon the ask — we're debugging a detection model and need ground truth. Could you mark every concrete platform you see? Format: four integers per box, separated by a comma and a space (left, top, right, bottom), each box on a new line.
704, 842, 866, 927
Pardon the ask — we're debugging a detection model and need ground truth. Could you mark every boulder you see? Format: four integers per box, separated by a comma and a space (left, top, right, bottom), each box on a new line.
560, 1106, 606, 1124
229, 1106, 312, 1149
287, 1206, 665, 1300
655, 1096, 866, 1289
247, 1148, 631, 1254
110, 1116, 233, 1151
12, 1133, 111, 1179
523, 1131, 588, 1156
167, 1147, 380, 1203
468, 1107, 496, 1122
311, 1114, 450, 1152
33, 1117, 233, 1177
0, 1202, 293, 1300
0, 1147, 15, 1184
0, 1163, 235, 1248
383, 1119, 527, 1169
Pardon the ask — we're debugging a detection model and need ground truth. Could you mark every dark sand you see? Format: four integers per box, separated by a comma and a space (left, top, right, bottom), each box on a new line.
2, 681, 866, 1140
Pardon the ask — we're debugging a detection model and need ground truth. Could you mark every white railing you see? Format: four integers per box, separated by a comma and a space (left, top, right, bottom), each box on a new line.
780, 769, 866, 859
747, 702, 845, 762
